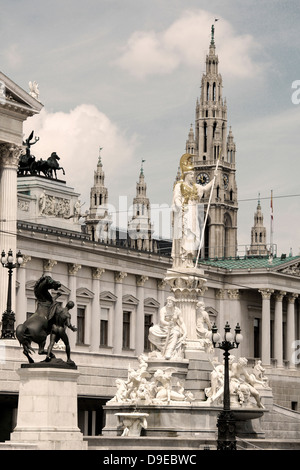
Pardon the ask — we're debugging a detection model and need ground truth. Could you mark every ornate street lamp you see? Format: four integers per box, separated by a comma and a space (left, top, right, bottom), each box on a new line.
1, 249, 23, 339
211, 321, 243, 450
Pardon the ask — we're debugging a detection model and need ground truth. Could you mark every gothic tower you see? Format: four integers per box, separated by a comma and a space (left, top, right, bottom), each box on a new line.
128, 161, 155, 251
85, 149, 113, 242
248, 195, 269, 256
186, 24, 238, 259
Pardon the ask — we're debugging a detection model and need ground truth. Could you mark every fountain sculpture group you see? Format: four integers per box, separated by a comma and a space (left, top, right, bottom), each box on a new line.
103, 153, 271, 438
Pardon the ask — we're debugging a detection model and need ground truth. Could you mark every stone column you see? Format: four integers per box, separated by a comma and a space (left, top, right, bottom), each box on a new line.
68, 264, 81, 350
114, 271, 127, 354
135, 275, 148, 356
286, 293, 298, 369
157, 279, 167, 324
274, 291, 286, 368
16, 255, 31, 326
91, 267, 105, 351
216, 289, 227, 328
259, 289, 274, 366
227, 289, 243, 356
0, 143, 22, 313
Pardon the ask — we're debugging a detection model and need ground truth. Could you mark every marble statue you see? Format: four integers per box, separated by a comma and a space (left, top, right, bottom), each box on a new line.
29, 81, 40, 100
109, 354, 194, 406
148, 296, 187, 360
171, 153, 218, 269
195, 301, 213, 353
0, 80, 5, 100
152, 368, 193, 404
252, 359, 269, 388
205, 356, 265, 408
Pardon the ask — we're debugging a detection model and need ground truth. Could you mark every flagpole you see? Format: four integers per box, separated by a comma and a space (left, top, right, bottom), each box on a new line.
195, 151, 221, 267
270, 189, 274, 255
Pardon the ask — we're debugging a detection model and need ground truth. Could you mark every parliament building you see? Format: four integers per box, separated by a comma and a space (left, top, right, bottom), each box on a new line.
0, 30, 300, 446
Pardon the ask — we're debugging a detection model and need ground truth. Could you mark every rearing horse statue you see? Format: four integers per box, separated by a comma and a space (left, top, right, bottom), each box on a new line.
16, 276, 62, 363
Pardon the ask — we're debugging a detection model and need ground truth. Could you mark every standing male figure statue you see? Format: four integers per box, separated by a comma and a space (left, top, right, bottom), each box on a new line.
46, 297, 77, 364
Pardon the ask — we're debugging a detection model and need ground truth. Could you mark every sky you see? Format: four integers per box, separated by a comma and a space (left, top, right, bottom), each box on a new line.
1, 0, 300, 256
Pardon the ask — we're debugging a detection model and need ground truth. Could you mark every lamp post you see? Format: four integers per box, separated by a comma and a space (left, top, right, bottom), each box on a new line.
211, 321, 243, 450
1, 249, 23, 339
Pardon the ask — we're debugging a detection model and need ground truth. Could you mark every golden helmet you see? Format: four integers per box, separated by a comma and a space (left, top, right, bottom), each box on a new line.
179, 153, 194, 178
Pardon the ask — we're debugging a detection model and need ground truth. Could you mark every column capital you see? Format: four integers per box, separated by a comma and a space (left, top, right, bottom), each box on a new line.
19, 254, 31, 267
114, 271, 127, 283
227, 289, 239, 300
92, 267, 105, 279
274, 290, 286, 302
287, 292, 299, 304
0, 143, 22, 168
157, 279, 167, 290
43, 259, 57, 272
216, 289, 226, 300
68, 263, 81, 275
259, 288, 274, 300
136, 275, 148, 287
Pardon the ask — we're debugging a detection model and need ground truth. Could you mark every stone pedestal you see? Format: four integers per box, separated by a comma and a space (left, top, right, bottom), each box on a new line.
9, 364, 87, 450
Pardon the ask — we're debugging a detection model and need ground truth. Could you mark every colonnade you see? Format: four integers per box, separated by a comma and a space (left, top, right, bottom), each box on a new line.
259, 288, 299, 368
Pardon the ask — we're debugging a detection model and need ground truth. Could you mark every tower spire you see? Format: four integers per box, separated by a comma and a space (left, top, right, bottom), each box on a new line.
85, 149, 113, 243
128, 162, 154, 252
248, 196, 269, 257
211, 24, 215, 45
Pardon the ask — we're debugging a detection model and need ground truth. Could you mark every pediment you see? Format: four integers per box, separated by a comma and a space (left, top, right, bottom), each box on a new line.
100, 291, 117, 302
144, 297, 160, 308
25, 279, 37, 290
0, 71, 43, 114
76, 287, 94, 299
25, 279, 70, 295
122, 294, 139, 306
276, 260, 300, 277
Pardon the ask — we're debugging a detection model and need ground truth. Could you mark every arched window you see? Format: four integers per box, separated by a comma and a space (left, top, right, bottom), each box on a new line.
203, 122, 207, 152
213, 122, 217, 139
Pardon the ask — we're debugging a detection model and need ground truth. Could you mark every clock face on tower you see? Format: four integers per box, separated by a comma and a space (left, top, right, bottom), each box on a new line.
196, 172, 210, 186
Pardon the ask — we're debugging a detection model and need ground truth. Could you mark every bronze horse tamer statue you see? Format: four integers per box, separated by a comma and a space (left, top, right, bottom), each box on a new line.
16, 275, 62, 363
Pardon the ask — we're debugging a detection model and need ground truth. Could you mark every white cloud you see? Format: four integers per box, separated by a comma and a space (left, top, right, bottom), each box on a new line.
23, 104, 139, 208
115, 10, 263, 80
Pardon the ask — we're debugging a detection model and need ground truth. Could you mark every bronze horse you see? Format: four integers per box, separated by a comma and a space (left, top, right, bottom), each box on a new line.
16, 276, 62, 363
35, 152, 65, 179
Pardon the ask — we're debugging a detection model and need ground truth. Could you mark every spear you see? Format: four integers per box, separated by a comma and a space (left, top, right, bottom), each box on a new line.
195, 150, 221, 267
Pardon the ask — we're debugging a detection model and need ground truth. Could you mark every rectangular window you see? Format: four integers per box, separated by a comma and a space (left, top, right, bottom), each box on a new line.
122, 311, 131, 349
254, 318, 260, 358
100, 308, 109, 346
77, 307, 85, 344
144, 314, 153, 351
